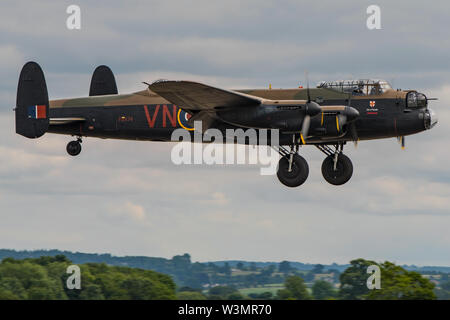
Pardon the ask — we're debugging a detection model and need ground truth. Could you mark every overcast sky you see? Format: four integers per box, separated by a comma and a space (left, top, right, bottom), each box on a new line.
1, 0, 449, 266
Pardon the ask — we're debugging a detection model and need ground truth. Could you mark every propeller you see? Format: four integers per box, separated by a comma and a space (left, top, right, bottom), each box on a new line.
397, 136, 405, 149
299, 72, 360, 145
300, 115, 310, 144
346, 93, 359, 147
350, 123, 359, 147
300, 71, 321, 144
306, 71, 311, 102
331, 93, 360, 146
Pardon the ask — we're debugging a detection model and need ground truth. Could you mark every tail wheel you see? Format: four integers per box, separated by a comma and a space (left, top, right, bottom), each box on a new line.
67, 140, 82, 156
321, 153, 353, 185
277, 154, 309, 187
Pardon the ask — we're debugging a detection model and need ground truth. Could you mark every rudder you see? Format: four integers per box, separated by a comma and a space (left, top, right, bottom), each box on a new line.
15, 61, 49, 139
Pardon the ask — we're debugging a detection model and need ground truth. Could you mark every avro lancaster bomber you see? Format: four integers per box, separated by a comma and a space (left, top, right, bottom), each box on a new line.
15, 62, 437, 187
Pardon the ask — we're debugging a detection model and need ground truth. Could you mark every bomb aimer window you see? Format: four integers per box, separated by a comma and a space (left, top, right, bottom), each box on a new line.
317, 79, 392, 96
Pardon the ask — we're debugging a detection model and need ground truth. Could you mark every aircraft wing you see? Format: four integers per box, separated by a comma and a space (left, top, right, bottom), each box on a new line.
148, 80, 262, 110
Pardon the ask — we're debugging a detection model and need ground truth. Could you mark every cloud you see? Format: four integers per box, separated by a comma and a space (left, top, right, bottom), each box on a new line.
204, 192, 229, 206
0, 45, 23, 67
115, 202, 147, 222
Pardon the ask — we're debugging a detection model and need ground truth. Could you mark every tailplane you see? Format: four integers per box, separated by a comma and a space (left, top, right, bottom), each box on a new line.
15, 61, 49, 139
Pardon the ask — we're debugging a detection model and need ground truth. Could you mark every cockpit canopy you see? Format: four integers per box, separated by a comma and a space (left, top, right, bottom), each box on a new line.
317, 79, 392, 96
407, 91, 427, 108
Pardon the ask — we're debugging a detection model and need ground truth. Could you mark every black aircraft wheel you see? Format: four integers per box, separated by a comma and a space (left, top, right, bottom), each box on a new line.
321, 153, 353, 185
66, 140, 82, 156
277, 154, 309, 187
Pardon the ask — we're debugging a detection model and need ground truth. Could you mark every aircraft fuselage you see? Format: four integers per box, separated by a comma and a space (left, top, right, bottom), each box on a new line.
47, 87, 432, 145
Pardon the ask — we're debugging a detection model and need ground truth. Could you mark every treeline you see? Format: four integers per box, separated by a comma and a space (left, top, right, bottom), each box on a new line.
0, 256, 448, 300
2, 249, 449, 276
0, 250, 330, 288
181, 259, 442, 300
0, 255, 175, 300
1, 250, 449, 299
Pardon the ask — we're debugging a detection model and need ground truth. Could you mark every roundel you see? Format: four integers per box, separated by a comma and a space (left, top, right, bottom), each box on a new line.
177, 109, 194, 130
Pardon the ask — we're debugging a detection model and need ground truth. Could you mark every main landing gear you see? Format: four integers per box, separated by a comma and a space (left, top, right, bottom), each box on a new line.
275, 137, 353, 187
316, 144, 353, 186
66, 137, 82, 156
276, 135, 309, 187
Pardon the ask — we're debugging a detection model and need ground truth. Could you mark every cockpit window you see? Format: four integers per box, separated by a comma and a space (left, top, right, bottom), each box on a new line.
407, 91, 427, 108
317, 79, 392, 96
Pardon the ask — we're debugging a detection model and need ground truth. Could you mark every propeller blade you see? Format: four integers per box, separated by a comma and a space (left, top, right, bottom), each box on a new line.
350, 122, 359, 147
336, 114, 347, 133
305, 71, 311, 102
397, 136, 405, 149
300, 115, 311, 145
303, 71, 322, 117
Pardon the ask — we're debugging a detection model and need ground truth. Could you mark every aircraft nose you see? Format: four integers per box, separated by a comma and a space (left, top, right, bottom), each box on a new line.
430, 109, 438, 128
425, 108, 438, 129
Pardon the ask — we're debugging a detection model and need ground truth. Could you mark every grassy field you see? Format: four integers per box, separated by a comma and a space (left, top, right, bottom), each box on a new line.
239, 284, 284, 296
231, 270, 260, 276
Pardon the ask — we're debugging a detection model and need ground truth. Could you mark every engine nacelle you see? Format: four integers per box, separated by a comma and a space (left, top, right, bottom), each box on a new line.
311, 114, 342, 137
309, 106, 359, 138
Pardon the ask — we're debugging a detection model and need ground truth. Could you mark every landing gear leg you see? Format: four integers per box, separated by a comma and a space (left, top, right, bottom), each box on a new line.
316, 143, 353, 185
275, 135, 309, 187
67, 137, 82, 156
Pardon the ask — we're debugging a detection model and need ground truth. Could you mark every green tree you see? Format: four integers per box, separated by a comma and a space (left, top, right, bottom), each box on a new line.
339, 258, 377, 299
208, 286, 238, 300
278, 261, 292, 274
442, 280, 450, 291
0, 288, 19, 300
78, 284, 105, 300
312, 280, 336, 300
249, 292, 273, 299
312, 264, 324, 274
435, 281, 450, 300
261, 265, 276, 276
178, 286, 202, 293
0, 277, 27, 299
277, 276, 311, 300
366, 262, 435, 300
339, 259, 436, 300
171, 254, 191, 270
177, 291, 207, 300
227, 292, 245, 300
0, 259, 66, 300
0, 256, 177, 300
221, 263, 232, 276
